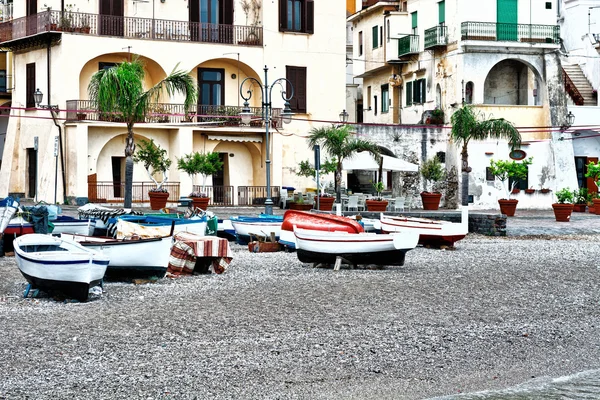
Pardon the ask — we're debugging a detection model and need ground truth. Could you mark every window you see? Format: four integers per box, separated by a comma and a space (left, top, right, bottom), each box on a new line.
358, 31, 363, 56
0, 70, 6, 92
372, 26, 378, 49
406, 78, 426, 106
380, 26, 383, 47
374, 95, 378, 116
286, 66, 307, 113
381, 84, 389, 113
198, 68, 224, 105
99, 62, 117, 70
509, 167, 529, 190
411, 11, 418, 35
465, 81, 474, 104
438, 0, 445, 24
486, 167, 495, 182
279, 0, 314, 34
386, 20, 390, 42
545, 2, 551, 9
26, 63, 35, 109
367, 86, 372, 110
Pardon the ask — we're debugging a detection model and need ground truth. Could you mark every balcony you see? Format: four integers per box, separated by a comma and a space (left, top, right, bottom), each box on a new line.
0, 10, 262, 48
424, 25, 447, 49
397, 35, 419, 57
461, 21, 559, 45
66, 100, 282, 128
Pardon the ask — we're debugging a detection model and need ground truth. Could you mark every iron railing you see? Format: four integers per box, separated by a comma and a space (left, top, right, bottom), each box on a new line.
424, 25, 447, 49
238, 186, 281, 206
563, 68, 585, 106
191, 185, 235, 206
0, 3, 13, 22
66, 100, 282, 128
0, 10, 262, 46
397, 35, 419, 57
460, 21, 560, 44
88, 182, 180, 203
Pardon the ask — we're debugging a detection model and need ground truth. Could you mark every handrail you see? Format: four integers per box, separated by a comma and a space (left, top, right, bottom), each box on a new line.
461, 21, 559, 43
563, 68, 585, 106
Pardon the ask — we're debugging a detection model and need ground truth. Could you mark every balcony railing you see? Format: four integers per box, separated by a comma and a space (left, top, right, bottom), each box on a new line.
0, 10, 262, 46
237, 186, 281, 206
397, 35, 419, 57
424, 25, 447, 49
461, 21, 559, 44
66, 100, 282, 128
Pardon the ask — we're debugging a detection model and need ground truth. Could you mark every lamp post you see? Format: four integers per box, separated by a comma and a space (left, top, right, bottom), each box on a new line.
239, 66, 294, 215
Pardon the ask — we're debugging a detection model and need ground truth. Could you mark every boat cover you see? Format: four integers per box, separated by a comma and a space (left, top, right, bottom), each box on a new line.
167, 232, 232, 276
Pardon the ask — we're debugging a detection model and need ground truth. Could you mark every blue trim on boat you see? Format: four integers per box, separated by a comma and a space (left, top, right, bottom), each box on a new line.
16, 253, 110, 266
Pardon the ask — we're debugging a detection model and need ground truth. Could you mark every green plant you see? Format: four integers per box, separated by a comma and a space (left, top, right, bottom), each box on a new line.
372, 181, 386, 200
555, 188, 574, 204
295, 159, 337, 195
489, 157, 533, 199
585, 161, 600, 188
177, 151, 223, 196
132, 139, 172, 192
420, 155, 445, 192
573, 187, 591, 205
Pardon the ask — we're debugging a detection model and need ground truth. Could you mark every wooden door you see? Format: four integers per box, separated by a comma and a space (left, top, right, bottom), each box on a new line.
26, 0, 38, 36
112, 156, 124, 198
99, 0, 124, 36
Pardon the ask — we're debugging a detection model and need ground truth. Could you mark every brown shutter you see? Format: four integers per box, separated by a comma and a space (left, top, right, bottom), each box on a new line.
306, 0, 314, 34
222, 0, 233, 25
26, 63, 35, 109
114, 0, 124, 17
189, 0, 199, 23
279, 0, 287, 32
287, 66, 306, 113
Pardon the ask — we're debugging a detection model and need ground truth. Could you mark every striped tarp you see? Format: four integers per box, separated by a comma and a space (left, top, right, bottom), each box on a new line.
167, 232, 232, 277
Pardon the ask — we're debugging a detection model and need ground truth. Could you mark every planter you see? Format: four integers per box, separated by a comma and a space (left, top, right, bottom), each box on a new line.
593, 199, 600, 215
524, 189, 535, 194
420, 192, 442, 210
317, 196, 335, 211
552, 203, 574, 222
365, 199, 389, 212
540, 188, 551, 194
289, 202, 313, 211
511, 188, 521, 195
498, 199, 519, 217
573, 204, 587, 212
191, 196, 210, 211
148, 191, 169, 210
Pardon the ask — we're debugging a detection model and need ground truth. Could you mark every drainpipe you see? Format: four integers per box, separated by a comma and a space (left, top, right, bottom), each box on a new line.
47, 39, 67, 204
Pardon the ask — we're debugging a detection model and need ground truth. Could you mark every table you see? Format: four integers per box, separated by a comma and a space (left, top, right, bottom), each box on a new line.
167, 232, 232, 277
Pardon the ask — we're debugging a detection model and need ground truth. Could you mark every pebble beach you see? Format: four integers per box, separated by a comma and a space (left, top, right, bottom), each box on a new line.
1, 228, 600, 399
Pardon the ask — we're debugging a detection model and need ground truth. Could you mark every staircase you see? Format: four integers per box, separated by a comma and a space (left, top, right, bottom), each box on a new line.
563, 64, 596, 106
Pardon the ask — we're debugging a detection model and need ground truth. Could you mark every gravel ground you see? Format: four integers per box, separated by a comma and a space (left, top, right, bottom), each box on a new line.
1, 234, 600, 400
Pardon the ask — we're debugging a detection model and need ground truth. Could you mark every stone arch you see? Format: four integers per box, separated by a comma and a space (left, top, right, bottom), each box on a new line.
483, 59, 543, 105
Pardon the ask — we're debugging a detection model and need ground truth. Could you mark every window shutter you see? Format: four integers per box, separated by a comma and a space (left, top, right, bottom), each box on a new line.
406, 81, 413, 106
295, 67, 307, 113
420, 79, 426, 103
306, 0, 314, 34
279, 0, 287, 31
222, 0, 233, 25
372, 26, 378, 48
411, 11, 418, 29
438, 0, 445, 24
413, 80, 419, 104
26, 63, 35, 109
189, 0, 199, 23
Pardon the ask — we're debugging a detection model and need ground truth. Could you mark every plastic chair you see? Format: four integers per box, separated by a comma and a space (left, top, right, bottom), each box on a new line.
394, 197, 405, 212
346, 195, 359, 211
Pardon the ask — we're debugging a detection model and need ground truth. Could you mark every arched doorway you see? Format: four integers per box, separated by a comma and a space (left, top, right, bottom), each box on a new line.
483, 59, 542, 105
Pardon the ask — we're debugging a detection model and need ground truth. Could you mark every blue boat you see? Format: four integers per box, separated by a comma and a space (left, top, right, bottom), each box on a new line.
229, 215, 283, 245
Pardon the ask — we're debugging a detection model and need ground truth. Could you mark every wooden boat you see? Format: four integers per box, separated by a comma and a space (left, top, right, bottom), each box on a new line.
51, 215, 96, 236
60, 233, 172, 279
379, 206, 469, 247
14, 234, 109, 302
230, 215, 283, 245
4, 215, 35, 235
0, 196, 19, 234
110, 214, 207, 237
280, 210, 364, 250
293, 227, 419, 267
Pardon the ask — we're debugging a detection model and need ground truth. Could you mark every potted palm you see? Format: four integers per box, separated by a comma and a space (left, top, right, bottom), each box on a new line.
177, 151, 223, 210
366, 181, 389, 211
420, 155, 445, 210
133, 139, 172, 210
584, 161, 600, 215
552, 188, 575, 222
295, 159, 337, 211
488, 157, 532, 216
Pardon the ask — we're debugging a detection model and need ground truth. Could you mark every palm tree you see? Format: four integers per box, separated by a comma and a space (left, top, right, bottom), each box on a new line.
88, 56, 197, 208
307, 124, 380, 202
450, 105, 521, 206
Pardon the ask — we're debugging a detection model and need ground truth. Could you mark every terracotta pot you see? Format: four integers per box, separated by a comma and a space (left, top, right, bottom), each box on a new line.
289, 202, 313, 210
191, 196, 210, 210
317, 196, 335, 211
573, 204, 587, 212
552, 203, 574, 222
525, 189, 535, 194
420, 192, 442, 210
594, 199, 600, 215
148, 191, 169, 210
511, 188, 521, 195
365, 199, 389, 212
498, 199, 518, 217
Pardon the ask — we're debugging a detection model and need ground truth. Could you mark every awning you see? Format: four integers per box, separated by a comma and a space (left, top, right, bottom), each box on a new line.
342, 152, 418, 172
206, 134, 263, 143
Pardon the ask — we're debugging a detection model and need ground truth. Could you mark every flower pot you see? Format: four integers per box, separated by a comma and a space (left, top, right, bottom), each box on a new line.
365, 199, 389, 212
420, 192, 442, 210
593, 199, 600, 215
540, 188, 551, 194
317, 196, 335, 211
525, 189, 535, 194
498, 199, 518, 217
191, 197, 210, 211
511, 188, 521, 195
289, 202, 313, 211
573, 204, 587, 212
552, 203, 574, 222
148, 191, 169, 210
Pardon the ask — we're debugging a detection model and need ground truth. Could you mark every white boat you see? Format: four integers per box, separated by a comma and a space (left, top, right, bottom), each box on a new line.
52, 216, 96, 236
0, 196, 19, 234
60, 233, 172, 279
293, 226, 419, 267
379, 206, 469, 247
230, 215, 283, 244
14, 234, 109, 302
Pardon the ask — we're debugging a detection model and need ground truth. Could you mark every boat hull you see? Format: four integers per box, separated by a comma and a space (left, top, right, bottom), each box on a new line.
280, 210, 364, 249
230, 216, 283, 245
52, 216, 96, 236
294, 228, 418, 266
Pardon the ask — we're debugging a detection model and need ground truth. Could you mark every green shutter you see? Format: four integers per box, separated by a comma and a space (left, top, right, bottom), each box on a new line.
497, 0, 518, 41
406, 81, 413, 106
372, 26, 378, 48
420, 79, 426, 103
411, 12, 418, 29
438, 0, 445, 24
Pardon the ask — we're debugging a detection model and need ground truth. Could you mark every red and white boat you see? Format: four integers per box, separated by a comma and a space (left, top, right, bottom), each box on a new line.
379, 206, 469, 247
293, 226, 418, 267
280, 210, 364, 250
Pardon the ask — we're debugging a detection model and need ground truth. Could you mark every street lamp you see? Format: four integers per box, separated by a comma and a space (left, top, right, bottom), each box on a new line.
339, 109, 349, 123
239, 65, 294, 215
560, 111, 575, 132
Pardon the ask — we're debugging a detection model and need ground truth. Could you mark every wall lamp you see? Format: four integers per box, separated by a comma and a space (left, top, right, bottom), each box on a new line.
33, 88, 58, 110
560, 111, 575, 132
339, 109, 349, 123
